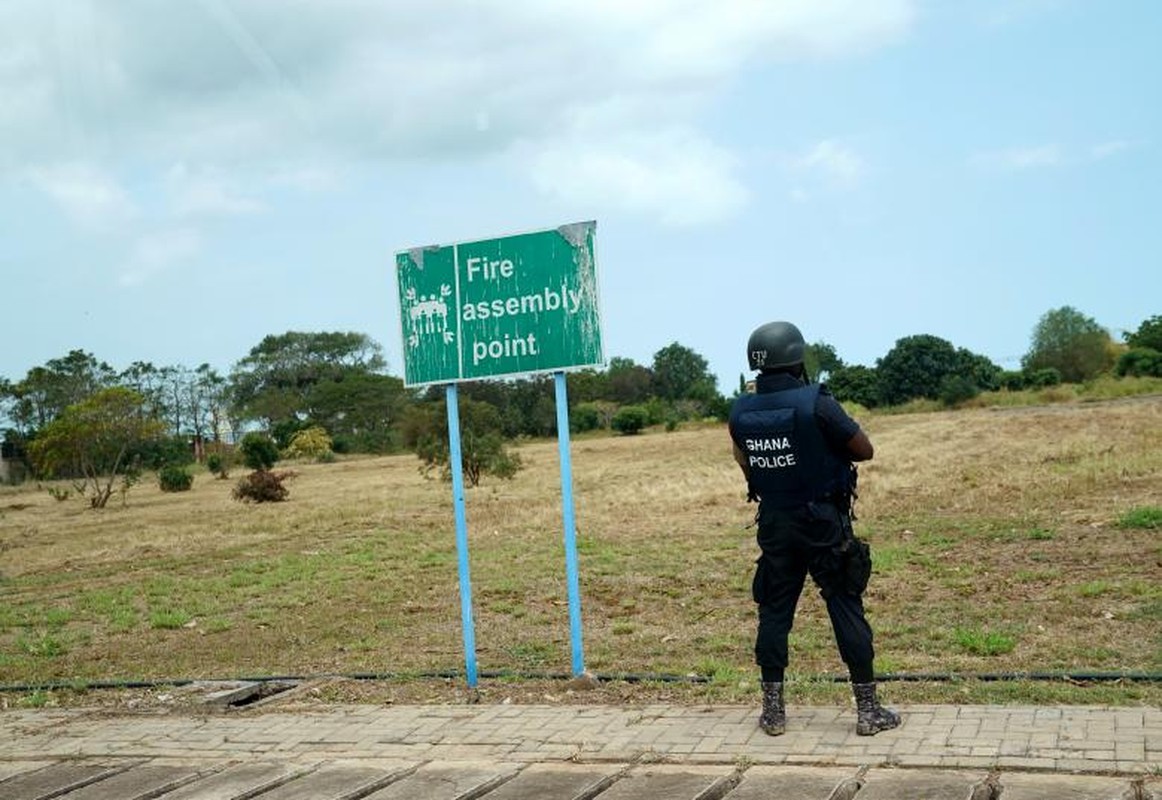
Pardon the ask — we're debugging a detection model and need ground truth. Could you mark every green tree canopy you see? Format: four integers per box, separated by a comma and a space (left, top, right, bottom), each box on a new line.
1021, 306, 1114, 383
229, 331, 387, 428
28, 387, 165, 508
804, 341, 844, 381
651, 342, 718, 404
4, 350, 117, 436
606, 357, 653, 405
875, 335, 962, 406
1126, 314, 1162, 352
827, 365, 879, 408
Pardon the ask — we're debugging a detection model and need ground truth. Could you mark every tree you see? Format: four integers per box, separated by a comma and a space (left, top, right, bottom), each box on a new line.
1126, 315, 1162, 352
955, 348, 1002, 392
28, 387, 165, 508
413, 398, 522, 486
5, 350, 117, 436
827, 365, 879, 408
651, 342, 717, 403
804, 341, 844, 381
230, 331, 386, 428
1022, 306, 1115, 383
875, 335, 962, 406
606, 357, 653, 405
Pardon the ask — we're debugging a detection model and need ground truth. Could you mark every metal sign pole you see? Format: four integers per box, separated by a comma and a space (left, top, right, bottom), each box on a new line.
445, 382, 479, 687
554, 370, 585, 676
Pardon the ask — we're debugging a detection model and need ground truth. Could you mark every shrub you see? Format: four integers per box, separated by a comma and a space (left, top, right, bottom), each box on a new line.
1116, 347, 1162, 378
239, 433, 280, 471
131, 435, 195, 471
1026, 367, 1062, 388
998, 370, 1026, 391
282, 425, 334, 461
205, 451, 232, 479
939, 375, 980, 407
158, 465, 193, 492
571, 403, 602, 433
232, 470, 292, 503
416, 430, 522, 487
611, 406, 648, 435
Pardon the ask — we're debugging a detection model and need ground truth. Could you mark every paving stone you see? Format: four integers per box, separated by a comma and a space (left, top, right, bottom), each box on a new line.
727, 765, 857, 800
46, 763, 204, 800
856, 768, 982, 800
151, 761, 311, 800
0, 762, 125, 800
361, 761, 521, 800
481, 763, 624, 799
997, 771, 1135, 800
0, 762, 51, 783
594, 764, 734, 800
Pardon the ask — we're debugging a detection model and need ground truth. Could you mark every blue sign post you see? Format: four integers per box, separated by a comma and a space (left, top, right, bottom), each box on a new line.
395, 222, 603, 686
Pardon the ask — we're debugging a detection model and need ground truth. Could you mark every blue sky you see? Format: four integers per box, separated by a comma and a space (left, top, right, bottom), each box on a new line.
1, 0, 1158, 394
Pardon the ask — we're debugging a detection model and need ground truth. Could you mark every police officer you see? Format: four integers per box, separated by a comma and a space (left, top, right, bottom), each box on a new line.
728, 321, 899, 737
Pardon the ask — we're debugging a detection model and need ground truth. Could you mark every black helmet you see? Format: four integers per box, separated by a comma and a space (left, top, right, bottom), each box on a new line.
747, 321, 805, 371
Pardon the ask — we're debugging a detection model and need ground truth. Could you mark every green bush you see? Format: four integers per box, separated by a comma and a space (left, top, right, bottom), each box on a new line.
998, 370, 1026, 391
158, 465, 193, 492
232, 469, 291, 503
571, 403, 602, 433
939, 375, 980, 407
205, 450, 232, 479
131, 435, 194, 470
1026, 367, 1062, 388
611, 406, 648, 435
239, 433, 280, 471
1116, 347, 1162, 378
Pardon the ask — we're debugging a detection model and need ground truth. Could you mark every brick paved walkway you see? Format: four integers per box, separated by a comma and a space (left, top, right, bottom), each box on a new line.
2, 703, 1159, 775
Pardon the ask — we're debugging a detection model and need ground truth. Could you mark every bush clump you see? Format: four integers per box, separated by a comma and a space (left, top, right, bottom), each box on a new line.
239, 433, 280, 471
158, 465, 193, 492
232, 470, 292, 503
611, 405, 648, 435
282, 425, 333, 461
205, 450, 233, 479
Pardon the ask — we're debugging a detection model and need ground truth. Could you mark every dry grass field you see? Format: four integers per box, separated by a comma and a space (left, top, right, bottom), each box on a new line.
1, 395, 1160, 710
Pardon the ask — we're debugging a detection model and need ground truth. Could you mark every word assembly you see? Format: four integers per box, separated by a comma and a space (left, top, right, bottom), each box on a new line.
462, 256, 584, 366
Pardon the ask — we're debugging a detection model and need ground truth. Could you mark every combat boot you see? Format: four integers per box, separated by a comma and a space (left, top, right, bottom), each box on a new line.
758, 681, 785, 736
852, 682, 900, 736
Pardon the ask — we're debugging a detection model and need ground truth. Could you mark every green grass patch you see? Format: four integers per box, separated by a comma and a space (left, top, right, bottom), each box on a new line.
1115, 506, 1162, 529
952, 627, 1018, 656
17, 631, 66, 658
1077, 580, 1112, 598
149, 609, 193, 629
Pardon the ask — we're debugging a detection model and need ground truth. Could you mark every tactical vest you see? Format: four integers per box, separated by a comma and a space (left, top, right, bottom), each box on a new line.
729, 383, 852, 508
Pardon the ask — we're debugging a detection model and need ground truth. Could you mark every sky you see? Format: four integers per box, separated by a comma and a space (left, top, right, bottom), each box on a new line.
1, 0, 1159, 394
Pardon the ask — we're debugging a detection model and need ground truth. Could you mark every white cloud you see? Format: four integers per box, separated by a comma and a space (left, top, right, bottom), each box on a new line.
0, 1, 914, 168
166, 163, 265, 217
27, 163, 137, 229
971, 144, 1063, 170
527, 130, 748, 227
1090, 140, 1131, 160
791, 139, 865, 185
2, 1, 913, 229
119, 228, 202, 286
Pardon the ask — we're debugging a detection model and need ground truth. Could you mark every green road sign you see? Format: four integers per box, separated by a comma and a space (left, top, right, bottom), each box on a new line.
396, 221, 603, 386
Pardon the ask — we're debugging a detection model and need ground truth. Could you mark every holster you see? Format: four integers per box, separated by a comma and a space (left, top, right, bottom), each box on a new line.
836, 509, 872, 596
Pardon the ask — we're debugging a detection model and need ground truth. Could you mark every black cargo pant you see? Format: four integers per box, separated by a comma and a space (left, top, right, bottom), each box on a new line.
752, 499, 875, 683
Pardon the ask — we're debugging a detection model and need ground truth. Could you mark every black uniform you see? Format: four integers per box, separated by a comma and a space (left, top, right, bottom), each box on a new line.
728, 371, 876, 685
